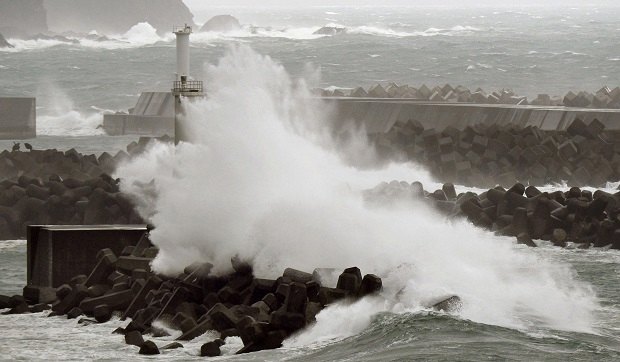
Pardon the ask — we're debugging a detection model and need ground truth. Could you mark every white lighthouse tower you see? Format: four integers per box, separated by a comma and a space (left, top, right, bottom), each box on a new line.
172, 24, 204, 144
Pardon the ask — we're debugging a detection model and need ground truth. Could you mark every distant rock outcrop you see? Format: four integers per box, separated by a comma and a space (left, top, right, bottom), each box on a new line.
313, 26, 346, 36
0, 0, 48, 38
29, 33, 79, 44
0, 32, 13, 48
200, 15, 241, 33
43, 0, 195, 35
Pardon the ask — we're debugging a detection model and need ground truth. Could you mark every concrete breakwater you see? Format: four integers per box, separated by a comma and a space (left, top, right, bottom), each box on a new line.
0, 137, 172, 239
0, 233, 400, 357
322, 83, 620, 109
366, 181, 620, 250
0, 98, 36, 140
367, 116, 620, 188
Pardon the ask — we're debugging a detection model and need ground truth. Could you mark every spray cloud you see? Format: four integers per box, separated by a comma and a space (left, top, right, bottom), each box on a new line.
115, 45, 598, 338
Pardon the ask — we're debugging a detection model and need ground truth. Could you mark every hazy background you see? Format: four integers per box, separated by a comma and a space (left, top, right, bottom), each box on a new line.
184, 0, 620, 23
185, 0, 618, 6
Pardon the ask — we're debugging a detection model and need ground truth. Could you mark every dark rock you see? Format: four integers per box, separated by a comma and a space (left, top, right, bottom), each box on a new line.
125, 330, 145, 347
139, 340, 159, 355
93, 304, 111, 323
313, 26, 346, 36
200, 15, 241, 32
200, 341, 221, 357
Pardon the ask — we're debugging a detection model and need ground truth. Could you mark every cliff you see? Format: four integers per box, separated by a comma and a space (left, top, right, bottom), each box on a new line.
0, 0, 48, 38
0, 31, 13, 48
43, 0, 195, 35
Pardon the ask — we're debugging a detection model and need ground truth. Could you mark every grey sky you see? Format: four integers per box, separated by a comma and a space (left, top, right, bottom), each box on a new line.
184, 0, 618, 9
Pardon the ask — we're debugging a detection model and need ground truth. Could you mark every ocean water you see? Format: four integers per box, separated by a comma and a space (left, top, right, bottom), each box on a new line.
1, 5, 620, 361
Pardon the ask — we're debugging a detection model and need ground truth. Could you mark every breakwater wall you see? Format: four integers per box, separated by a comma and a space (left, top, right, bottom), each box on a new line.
4, 229, 454, 357
366, 181, 620, 250
0, 136, 172, 240
327, 98, 620, 188
321, 83, 620, 109
327, 98, 620, 134
0, 98, 36, 140
103, 92, 174, 136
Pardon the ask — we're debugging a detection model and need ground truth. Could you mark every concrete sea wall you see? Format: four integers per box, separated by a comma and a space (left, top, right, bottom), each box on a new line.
327, 98, 620, 134
0, 98, 36, 139
103, 92, 174, 136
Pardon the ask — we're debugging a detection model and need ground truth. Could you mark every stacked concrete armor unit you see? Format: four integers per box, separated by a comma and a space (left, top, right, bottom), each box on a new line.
323, 83, 620, 109
367, 117, 620, 188
0, 136, 173, 240
0, 230, 409, 357
0, 98, 36, 139
365, 181, 620, 250
102, 92, 175, 136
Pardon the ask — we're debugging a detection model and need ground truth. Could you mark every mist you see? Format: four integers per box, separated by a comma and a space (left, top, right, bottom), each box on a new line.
185, 0, 619, 9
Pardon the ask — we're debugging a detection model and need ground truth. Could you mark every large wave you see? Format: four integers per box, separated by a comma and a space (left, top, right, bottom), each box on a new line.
1, 22, 172, 52
1, 21, 483, 53
114, 45, 599, 347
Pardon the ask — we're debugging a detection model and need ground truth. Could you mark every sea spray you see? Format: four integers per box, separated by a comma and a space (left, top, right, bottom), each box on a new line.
35, 81, 106, 136
115, 45, 599, 342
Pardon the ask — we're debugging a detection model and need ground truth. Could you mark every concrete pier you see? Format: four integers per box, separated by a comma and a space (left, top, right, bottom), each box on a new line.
102, 92, 174, 136
103, 95, 620, 136
327, 98, 620, 133
26, 225, 147, 289
0, 98, 36, 139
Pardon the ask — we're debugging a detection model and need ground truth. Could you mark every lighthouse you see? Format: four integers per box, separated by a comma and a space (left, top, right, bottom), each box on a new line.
172, 24, 204, 144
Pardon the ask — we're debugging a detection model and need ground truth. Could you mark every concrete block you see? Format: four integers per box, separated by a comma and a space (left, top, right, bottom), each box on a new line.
269, 310, 305, 332
177, 318, 214, 341
79, 289, 134, 313
207, 303, 239, 331
367, 84, 388, 98
52, 284, 89, 315
318, 287, 347, 306
116, 256, 152, 274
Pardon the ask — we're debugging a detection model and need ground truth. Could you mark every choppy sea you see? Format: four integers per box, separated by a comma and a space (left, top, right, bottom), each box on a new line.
1, 5, 620, 361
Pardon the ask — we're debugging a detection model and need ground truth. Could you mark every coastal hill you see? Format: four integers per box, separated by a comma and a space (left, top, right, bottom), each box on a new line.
0, 0, 195, 38
0, 0, 48, 38
44, 0, 195, 35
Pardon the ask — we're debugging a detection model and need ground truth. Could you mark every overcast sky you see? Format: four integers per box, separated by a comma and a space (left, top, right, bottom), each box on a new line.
184, 0, 618, 9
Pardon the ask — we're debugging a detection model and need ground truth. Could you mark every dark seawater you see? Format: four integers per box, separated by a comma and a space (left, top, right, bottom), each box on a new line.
1, 5, 620, 361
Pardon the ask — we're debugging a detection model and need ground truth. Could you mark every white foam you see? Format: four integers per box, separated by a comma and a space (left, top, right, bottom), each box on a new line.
1, 22, 171, 52
115, 45, 600, 345
37, 111, 106, 136
35, 82, 107, 136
